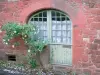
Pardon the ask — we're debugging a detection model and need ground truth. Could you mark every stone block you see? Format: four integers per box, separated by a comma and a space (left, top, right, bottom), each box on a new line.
89, 43, 98, 50
93, 16, 100, 22
91, 22, 100, 30
93, 72, 100, 75
94, 39, 100, 44
95, 56, 100, 63
83, 69, 91, 75
94, 63, 100, 68
90, 8, 100, 15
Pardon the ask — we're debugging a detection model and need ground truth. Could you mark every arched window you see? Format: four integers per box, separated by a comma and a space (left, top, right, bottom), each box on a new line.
28, 10, 72, 44
28, 10, 72, 65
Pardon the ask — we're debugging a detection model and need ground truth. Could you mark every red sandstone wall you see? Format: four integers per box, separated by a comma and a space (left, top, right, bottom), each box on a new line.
81, 6, 100, 75
0, 0, 100, 74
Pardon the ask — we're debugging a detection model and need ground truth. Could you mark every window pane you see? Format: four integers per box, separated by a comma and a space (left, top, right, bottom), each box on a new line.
52, 37, 56, 42
43, 18, 47, 21
39, 13, 42, 17
52, 11, 56, 17
56, 12, 60, 16
62, 31, 67, 37
57, 31, 61, 36
34, 18, 38, 21
43, 11, 47, 17
57, 25, 61, 30
63, 38, 67, 43
62, 25, 66, 30
39, 18, 42, 21
34, 14, 39, 17
52, 31, 56, 36
68, 31, 71, 37
44, 31, 47, 36
52, 25, 56, 30
56, 37, 61, 43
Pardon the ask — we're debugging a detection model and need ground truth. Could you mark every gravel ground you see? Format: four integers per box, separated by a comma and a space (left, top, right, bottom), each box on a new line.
0, 67, 69, 75
0, 68, 25, 75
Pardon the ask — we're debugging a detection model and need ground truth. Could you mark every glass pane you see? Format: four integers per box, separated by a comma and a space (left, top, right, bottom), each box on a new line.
52, 25, 56, 30
57, 17, 60, 21
30, 21, 34, 24
56, 21, 61, 24
68, 31, 71, 37
34, 14, 39, 17
57, 25, 61, 30
52, 18, 56, 21
56, 12, 60, 16
67, 38, 71, 44
39, 18, 42, 21
52, 11, 56, 17
52, 31, 56, 36
63, 38, 67, 43
56, 37, 61, 43
61, 14, 65, 16
43, 11, 47, 17
31, 18, 34, 21
66, 17, 70, 21
61, 17, 66, 21
43, 36, 47, 41
34, 21, 38, 24
44, 31, 47, 36
39, 13, 42, 17
62, 31, 67, 37
68, 25, 71, 30
62, 25, 66, 30
43, 18, 47, 21
67, 21, 71, 24
52, 37, 56, 42
34, 18, 38, 21
57, 31, 61, 36
62, 21, 66, 24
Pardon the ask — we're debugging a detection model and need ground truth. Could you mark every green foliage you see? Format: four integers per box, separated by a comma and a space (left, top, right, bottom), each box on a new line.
1, 22, 48, 68
28, 59, 37, 68
0, 60, 6, 67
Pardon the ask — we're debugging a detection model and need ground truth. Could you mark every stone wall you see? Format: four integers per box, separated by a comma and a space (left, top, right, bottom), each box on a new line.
73, 2, 100, 75
0, 0, 100, 75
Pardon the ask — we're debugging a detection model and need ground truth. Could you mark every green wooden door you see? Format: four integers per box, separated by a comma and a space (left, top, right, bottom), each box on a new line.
28, 10, 72, 65
50, 45, 72, 65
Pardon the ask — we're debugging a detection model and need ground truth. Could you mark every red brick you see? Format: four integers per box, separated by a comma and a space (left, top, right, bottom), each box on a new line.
0, 44, 5, 49
89, 43, 98, 50
91, 22, 100, 30
87, 18, 94, 24
0, 0, 6, 2
95, 69, 100, 73
93, 16, 100, 22
82, 62, 89, 68
95, 56, 100, 63
83, 69, 91, 75
91, 55, 96, 62
94, 39, 100, 44
93, 72, 100, 75
87, 15, 95, 18
0, 4, 5, 12
90, 8, 100, 15
90, 50, 100, 55
95, 51, 100, 55
95, 4, 100, 8
94, 63, 100, 68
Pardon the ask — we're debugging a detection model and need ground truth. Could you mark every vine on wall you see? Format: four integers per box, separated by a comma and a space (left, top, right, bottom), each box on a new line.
1, 22, 48, 68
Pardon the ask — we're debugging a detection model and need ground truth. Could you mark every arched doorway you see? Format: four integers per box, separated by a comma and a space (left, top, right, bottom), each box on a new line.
28, 9, 72, 66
